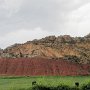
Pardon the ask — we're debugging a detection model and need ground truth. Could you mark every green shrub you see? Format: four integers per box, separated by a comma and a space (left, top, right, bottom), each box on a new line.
32, 85, 50, 90
70, 87, 80, 90
32, 85, 70, 90
81, 83, 90, 90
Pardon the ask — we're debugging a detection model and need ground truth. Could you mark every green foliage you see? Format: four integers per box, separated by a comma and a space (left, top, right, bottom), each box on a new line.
0, 76, 90, 90
32, 85, 71, 90
81, 83, 90, 90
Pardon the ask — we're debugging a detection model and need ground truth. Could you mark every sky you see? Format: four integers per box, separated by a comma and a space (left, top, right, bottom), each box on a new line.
0, 0, 90, 49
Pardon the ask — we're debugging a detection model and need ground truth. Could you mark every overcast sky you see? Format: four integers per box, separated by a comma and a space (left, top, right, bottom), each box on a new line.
0, 0, 90, 49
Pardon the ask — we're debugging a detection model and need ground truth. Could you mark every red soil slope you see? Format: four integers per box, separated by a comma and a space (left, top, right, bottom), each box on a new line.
0, 58, 90, 76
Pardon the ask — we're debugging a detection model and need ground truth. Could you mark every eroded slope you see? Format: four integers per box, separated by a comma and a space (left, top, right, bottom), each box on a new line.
0, 34, 90, 64
0, 58, 89, 76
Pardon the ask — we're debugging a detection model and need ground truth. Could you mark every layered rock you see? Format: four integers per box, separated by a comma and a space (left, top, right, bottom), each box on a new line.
0, 58, 89, 76
0, 34, 90, 64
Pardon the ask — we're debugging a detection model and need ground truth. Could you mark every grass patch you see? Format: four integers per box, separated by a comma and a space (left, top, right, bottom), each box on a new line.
0, 76, 90, 90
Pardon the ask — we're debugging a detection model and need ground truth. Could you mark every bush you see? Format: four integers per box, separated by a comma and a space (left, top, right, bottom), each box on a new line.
56, 85, 70, 90
32, 85, 50, 90
82, 83, 90, 90
32, 85, 70, 90
70, 87, 80, 90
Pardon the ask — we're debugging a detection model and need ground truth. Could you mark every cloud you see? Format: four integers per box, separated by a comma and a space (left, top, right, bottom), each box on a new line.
63, 2, 90, 36
1, 0, 23, 16
0, 27, 51, 49
0, 0, 90, 48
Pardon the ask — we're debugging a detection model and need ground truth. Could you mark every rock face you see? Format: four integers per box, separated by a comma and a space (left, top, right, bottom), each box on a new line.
0, 34, 90, 64
0, 58, 89, 76
0, 48, 3, 54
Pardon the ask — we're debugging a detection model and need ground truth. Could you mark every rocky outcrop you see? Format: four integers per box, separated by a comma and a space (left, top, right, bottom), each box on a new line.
84, 33, 90, 38
0, 34, 90, 64
0, 48, 3, 54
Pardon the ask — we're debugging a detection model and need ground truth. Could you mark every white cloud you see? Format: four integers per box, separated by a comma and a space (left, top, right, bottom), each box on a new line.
63, 3, 90, 36
0, 0, 90, 48
1, 0, 23, 16
0, 28, 51, 49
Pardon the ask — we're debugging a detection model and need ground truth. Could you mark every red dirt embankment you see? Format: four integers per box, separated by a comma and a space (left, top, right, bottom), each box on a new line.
0, 58, 90, 76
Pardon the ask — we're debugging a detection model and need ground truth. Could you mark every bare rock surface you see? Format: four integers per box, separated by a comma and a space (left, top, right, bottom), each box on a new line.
0, 58, 89, 76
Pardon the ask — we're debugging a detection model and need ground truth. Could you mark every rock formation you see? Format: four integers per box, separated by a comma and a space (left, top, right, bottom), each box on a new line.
0, 34, 90, 64
0, 58, 89, 76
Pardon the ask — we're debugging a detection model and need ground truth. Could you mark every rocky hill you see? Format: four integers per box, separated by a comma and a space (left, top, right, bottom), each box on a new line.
0, 33, 90, 64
